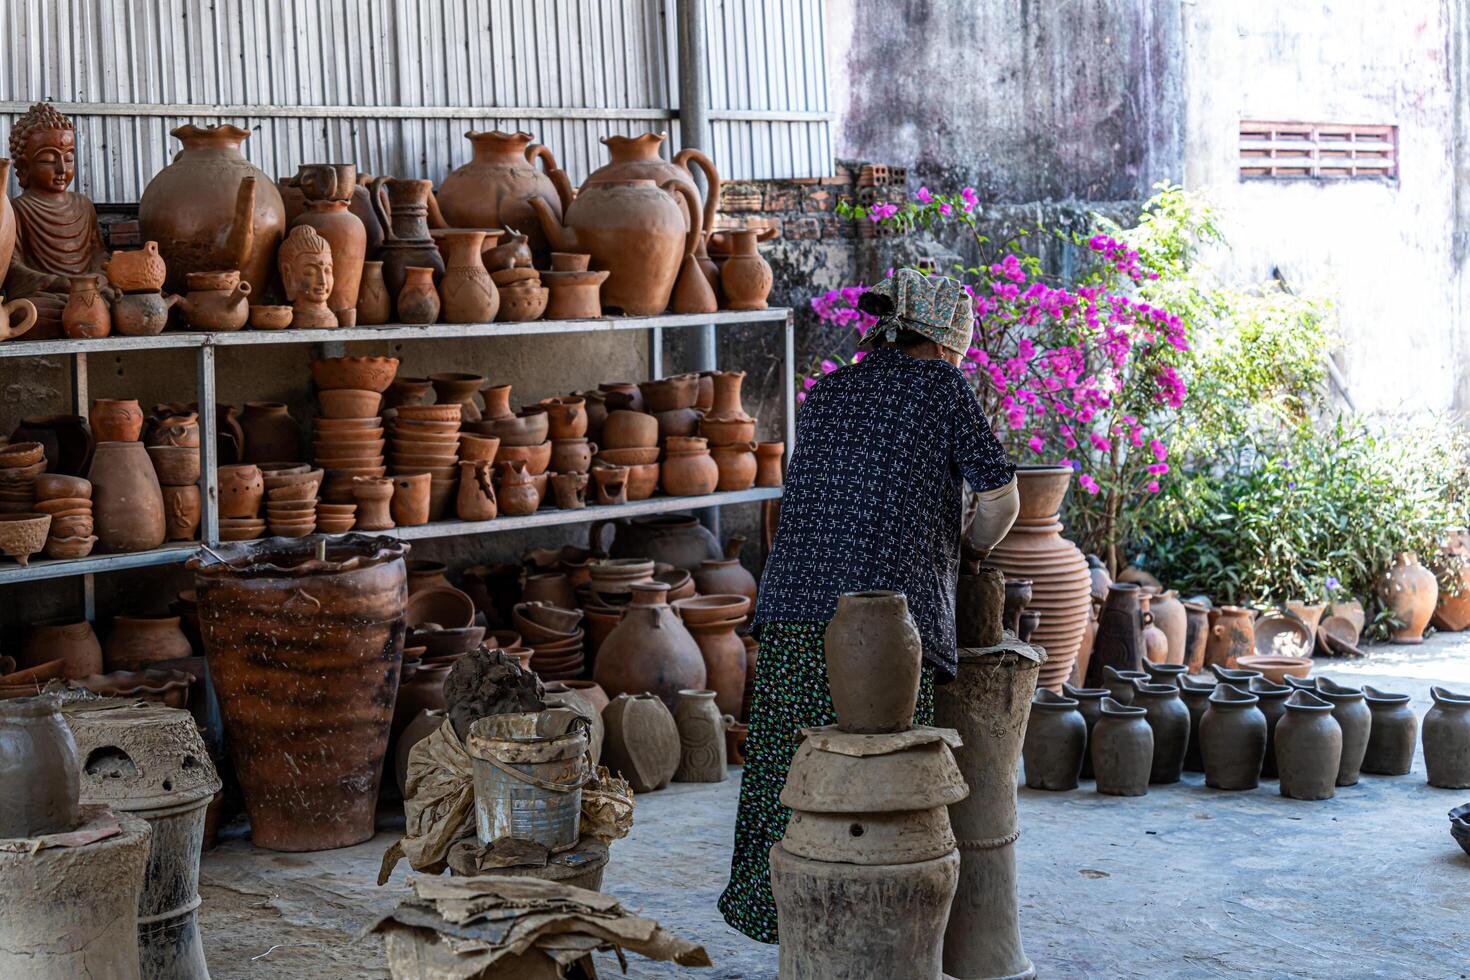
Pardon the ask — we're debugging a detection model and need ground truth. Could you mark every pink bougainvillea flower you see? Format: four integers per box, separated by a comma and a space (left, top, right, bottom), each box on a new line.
1078, 474, 1101, 495
916, 187, 933, 203
1146, 481, 1161, 493
961, 186, 979, 211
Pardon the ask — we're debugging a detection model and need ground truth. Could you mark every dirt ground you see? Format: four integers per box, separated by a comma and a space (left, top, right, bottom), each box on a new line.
197, 636, 1470, 979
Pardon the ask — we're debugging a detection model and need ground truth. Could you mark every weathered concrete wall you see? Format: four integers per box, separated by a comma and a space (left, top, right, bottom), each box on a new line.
827, 0, 1185, 201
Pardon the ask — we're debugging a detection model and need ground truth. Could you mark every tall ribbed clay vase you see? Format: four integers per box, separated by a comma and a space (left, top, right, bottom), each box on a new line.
1423, 685, 1470, 788
824, 590, 922, 734
190, 534, 406, 851
987, 466, 1091, 691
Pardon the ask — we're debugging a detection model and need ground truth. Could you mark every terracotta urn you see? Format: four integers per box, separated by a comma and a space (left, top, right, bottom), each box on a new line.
240, 402, 302, 464
583, 132, 720, 251
138, 125, 286, 294
370, 177, 445, 298
601, 693, 681, 793
0, 696, 80, 838
711, 441, 757, 491
1205, 605, 1256, 668
824, 590, 922, 733
1091, 697, 1152, 796
593, 582, 707, 704
1423, 685, 1470, 788
661, 437, 719, 496
720, 228, 775, 310
190, 535, 406, 851
1377, 551, 1437, 644
396, 266, 441, 324
356, 261, 391, 325
437, 229, 499, 323
89, 399, 144, 443
104, 615, 192, 672
672, 689, 727, 783
1021, 688, 1086, 790
987, 466, 1091, 690
21, 620, 103, 679
87, 441, 166, 552
62, 274, 110, 338
436, 131, 573, 264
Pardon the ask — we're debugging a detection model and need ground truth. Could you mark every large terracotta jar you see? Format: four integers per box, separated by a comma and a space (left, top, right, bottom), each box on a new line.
438, 229, 499, 323
591, 513, 723, 571
138, 124, 286, 295
1205, 606, 1256, 668
987, 467, 1090, 691
436, 131, 573, 264
824, 590, 923, 733
1377, 551, 1437, 644
9, 415, 94, 476
21, 620, 102, 679
679, 611, 748, 718
593, 582, 706, 705
104, 615, 193, 672
240, 402, 302, 464
1148, 590, 1187, 665
531, 178, 699, 316
292, 168, 367, 322
371, 177, 445, 298
190, 534, 407, 851
88, 441, 166, 552
583, 133, 720, 256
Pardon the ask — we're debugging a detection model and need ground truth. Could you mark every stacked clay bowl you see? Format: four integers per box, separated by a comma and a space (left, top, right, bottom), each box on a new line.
492, 267, 549, 323
596, 409, 660, 501
986, 466, 1092, 691
0, 441, 46, 514
257, 464, 323, 538
33, 473, 95, 559
513, 601, 586, 680
406, 585, 483, 665
311, 355, 397, 504
391, 403, 462, 520
480, 406, 550, 509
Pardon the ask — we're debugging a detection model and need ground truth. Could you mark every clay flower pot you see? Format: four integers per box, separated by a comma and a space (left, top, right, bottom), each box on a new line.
310, 355, 400, 393
190, 535, 407, 851
391, 473, 431, 527
0, 513, 51, 565
824, 591, 922, 734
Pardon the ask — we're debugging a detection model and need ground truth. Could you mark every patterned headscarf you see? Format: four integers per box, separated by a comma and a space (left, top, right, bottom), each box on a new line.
857, 268, 973, 356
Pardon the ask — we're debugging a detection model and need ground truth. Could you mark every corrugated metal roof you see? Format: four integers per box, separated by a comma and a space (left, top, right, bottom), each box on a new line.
0, 0, 832, 202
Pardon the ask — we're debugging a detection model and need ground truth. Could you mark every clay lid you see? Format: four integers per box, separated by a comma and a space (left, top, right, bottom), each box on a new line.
781, 728, 967, 813
62, 700, 220, 809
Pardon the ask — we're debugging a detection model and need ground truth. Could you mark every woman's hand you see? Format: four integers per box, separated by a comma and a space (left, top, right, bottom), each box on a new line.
965, 475, 1019, 559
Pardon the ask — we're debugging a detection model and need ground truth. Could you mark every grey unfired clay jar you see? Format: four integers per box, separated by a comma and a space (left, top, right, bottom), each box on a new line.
1102, 666, 1148, 706
1423, 685, 1470, 788
1315, 677, 1371, 786
1361, 686, 1417, 776
824, 590, 921, 734
1022, 689, 1086, 791
1131, 680, 1190, 784
1178, 675, 1215, 773
1091, 697, 1152, 796
1275, 691, 1342, 800
1200, 685, 1267, 790
1249, 676, 1292, 779
1063, 683, 1106, 780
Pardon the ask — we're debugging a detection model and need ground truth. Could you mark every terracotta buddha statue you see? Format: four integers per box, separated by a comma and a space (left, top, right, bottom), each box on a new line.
278, 224, 336, 328
3, 102, 107, 338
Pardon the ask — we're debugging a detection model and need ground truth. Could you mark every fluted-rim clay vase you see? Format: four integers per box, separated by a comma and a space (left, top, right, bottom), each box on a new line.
1423, 685, 1470, 788
1378, 551, 1437, 644
1360, 685, 1418, 776
1131, 680, 1190, 784
1276, 691, 1341, 800
1092, 697, 1152, 796
1200, 685, 1266, 790
88, 441, 166, 552
1248, 676, 1291, 779
1314, 677, 1371, 786
824, 590, 922, 734
1022, 689, 1086, 790
601, 692, 681, 792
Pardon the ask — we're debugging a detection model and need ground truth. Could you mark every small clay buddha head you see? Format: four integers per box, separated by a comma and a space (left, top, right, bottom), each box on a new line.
278, 225, 334, 304
9, 102, 76, 197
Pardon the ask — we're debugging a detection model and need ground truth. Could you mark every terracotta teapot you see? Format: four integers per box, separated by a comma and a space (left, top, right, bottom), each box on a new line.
436, 131, 573, 265
0, 294, 38, 342
102, 241, 167, 293
176, 270, 252, 331
531, 179, 700, 316
137, 125, 284, 294
584, 132, 721, 271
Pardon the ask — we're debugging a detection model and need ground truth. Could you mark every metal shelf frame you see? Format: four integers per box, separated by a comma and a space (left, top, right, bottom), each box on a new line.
1, 309, 796, 600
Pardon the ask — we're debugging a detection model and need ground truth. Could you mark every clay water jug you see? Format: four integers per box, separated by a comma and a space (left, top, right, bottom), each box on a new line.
0, 696, 80, 838
62, 274, 110, 338
1423, 685, 1470, 788
1091, 697, 1152, 796
602, 693, 681, 792
531, 178, 700, 316
104, 615, 192, 672
720, 228, 775, 310
990, 466, 1091, 690
1062, 683, 1106, 780
672, 689, 727, 783
294, 185, 366, 322
1275, 691, 1341, 800
371, 177, 445, 297
1101, 666, 1148, 706
1021, 689, 1086, 790
396, 266, 440, 324
824, 590, 923, 733
1360, 685, 1417, 776
88, 441, 166, 552
585, 132, 720, 245
1377, 551, 1437, 643
438, 229, 499, 323
1210, 663, 1262, 690
21, 620, 103, 678
456, 460, 497, 521
436, 131, 573, 263
1131, 681, 1190, 784
1200, 685, 1266, 790
1205, 605, 1255, 668
90, 399, 144, 443
592, 513, 723, 571
1314, 677, 1371, 786
356, 261, 391, 324
1248, 676, 1291, 778
138, 124, 285, 294
1177, 675, 1214, 772
240, 402, 302, 464
594, 582, 706, 704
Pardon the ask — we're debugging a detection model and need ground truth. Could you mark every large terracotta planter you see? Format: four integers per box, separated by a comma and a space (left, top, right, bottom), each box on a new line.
138, 124, 286, 295
190, 535, 407, 851
592, 582, 706, 705
87, 441, 166, 552
436, 131, 572, 265
986, 466, 1090, 691
1378, 551, 1437, 644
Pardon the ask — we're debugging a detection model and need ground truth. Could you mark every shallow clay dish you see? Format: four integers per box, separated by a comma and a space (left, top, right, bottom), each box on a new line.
406, 587, 477, 630
250, 305, 293, 330
1235, 654, 1312, 685
1254, 611, 1313, 658
311, 355, 400, 393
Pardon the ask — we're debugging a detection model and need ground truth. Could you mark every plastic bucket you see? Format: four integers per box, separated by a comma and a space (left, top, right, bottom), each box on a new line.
465, 711, 589, 853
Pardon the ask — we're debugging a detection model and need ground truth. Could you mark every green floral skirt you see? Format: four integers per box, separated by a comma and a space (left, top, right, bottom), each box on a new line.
718, 621, 935, 944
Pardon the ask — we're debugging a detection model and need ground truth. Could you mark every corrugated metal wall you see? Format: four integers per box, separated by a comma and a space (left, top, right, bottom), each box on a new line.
0, 0, 832, 203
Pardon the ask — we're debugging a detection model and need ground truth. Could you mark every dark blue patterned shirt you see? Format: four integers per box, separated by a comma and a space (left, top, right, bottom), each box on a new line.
753, 347, 1014, 682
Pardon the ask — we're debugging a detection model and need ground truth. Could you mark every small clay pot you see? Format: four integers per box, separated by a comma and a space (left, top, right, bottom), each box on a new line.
1276, 691, 1342, 800
397, 266, 441, 323
217, 464, 264, 519
539, 397, 588, 440
352, 476, 395, 530
549, 438, 597, 475
162, 483, 201, 541
711, 441, 757, 491
1200, 684, 1267, 790
754, 441, 784, 487
90, 399, 145, 443
1022, 688, 1086, 790
391, 473, 431, 527
662, 440, 718, 497
1091, 697, 1152, 796
496, 460, 539, 516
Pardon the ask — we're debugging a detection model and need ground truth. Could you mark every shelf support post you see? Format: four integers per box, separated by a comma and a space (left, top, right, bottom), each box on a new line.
197, 342, 219, 545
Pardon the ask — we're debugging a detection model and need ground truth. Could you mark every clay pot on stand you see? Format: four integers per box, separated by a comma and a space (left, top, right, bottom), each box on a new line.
1423, 685, 1470, 788
1314, 677, 1371, 786
1021, 689, 1085, 790
593, 582, 705, 704
1377, 551, 1437, 644
1091, 698, 1152, 796
1360, 685, 1418, 776
672, 689, 727, 783
1200, 685, 1267, 790
601, 693, 681, 793
88, 441, 166, 552
1131, 680, 1190, 784
824, 590, 923, 733
1276, 691, 1342, 800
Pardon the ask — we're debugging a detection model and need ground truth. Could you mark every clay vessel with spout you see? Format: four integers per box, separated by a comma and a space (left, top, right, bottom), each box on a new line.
436, 131, 573, 265
372, 177, 445, 298
176, 270, 252, 331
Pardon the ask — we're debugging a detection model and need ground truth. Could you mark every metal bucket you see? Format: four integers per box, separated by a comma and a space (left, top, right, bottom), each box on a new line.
465, 710, 588, 853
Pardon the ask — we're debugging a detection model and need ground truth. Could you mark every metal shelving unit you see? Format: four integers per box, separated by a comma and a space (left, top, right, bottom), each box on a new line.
0, 309, 796, 599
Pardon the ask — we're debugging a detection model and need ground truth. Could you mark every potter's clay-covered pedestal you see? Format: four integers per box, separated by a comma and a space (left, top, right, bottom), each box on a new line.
191, 534, 407, 851
935, 635, 1042, 980
772, 725, 969, 979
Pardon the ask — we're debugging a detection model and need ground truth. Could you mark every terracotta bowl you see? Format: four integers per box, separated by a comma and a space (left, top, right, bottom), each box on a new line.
487, 630, 522, 651
0, 442, 45, 469
674, 594, 753, 626
595, 446, 661, 467
409, 625, 486, 660
316, 503, 357, 516
324, 464, 387, 480
390, 452, 460, 469
396, 404, 463, 423
311, 355, 400, 393
491, 267, 541, 287
1235, 655, 1312, 684
515, 601, 585, 633
1254, 612, 1313, 658
268, 524, 316, 538
316, 453, 386, 470
601, 411, 658, 449
699, 416, 757, 446
147, 445, 202, 487
34, 497, 92, 515
459, 434, 501, 461
313, 417, 384, 433
219, 516, 266, 528
318, 388, 383, 419
266, 501, 316, 516
33, 474, 92, 501
314, 435, 386, 453
219, 523, 266, 541
392, 434, 463, 453
489, 409, 549, 448
263, 469, 324, 495
494, 442, 552, 475
249, 305, 293, 330
407, 586, 477, 630
391, 418, 462, 436
257, 462, 313, 477
316, 518, 356, 534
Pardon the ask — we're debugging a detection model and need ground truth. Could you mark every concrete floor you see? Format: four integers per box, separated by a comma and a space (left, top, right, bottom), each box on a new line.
197, 637, 1470, 979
